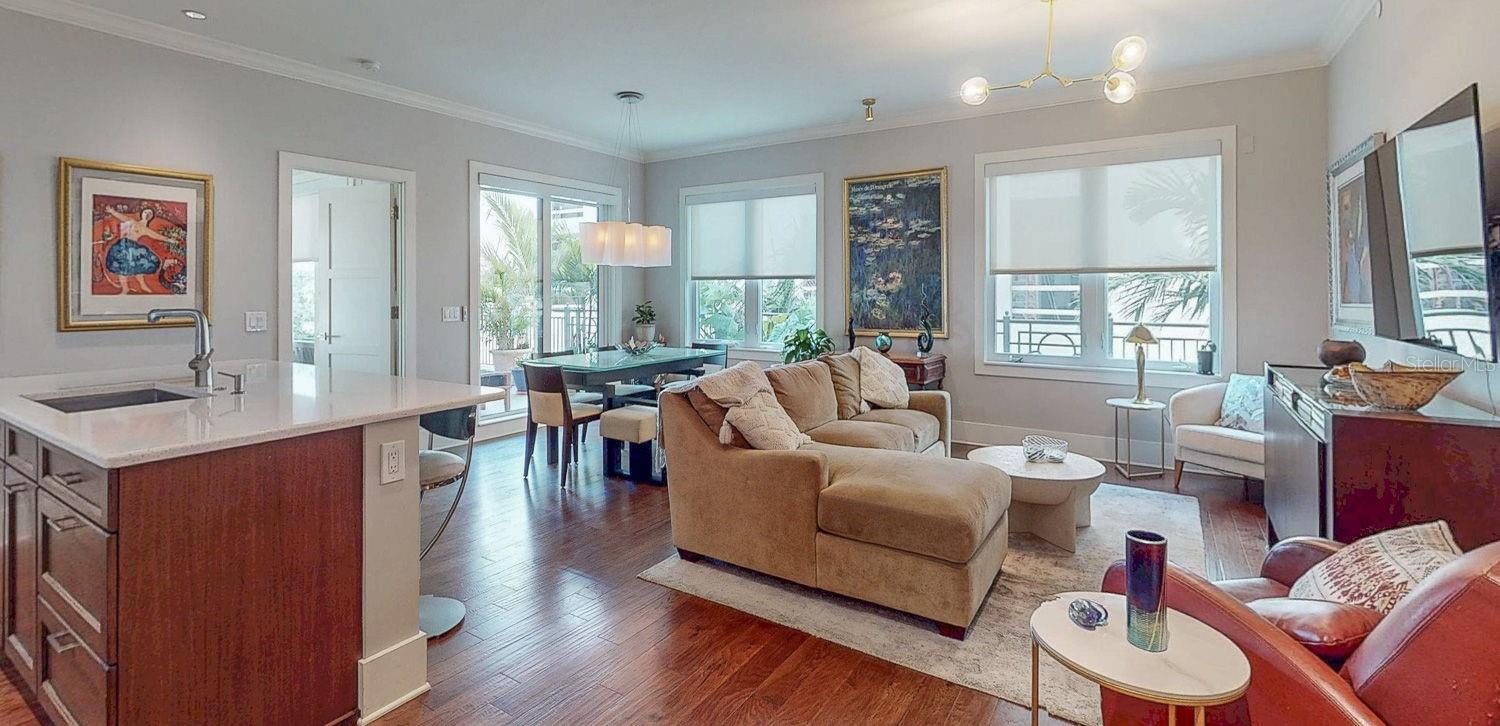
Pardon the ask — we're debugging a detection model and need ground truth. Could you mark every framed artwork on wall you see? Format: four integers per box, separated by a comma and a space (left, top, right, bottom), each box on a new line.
1328, 133, 1384, 334
57, 157, 213, 331
844, 167, 948, 338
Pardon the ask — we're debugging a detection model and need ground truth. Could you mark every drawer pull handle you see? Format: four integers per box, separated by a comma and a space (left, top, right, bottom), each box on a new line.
2, 483, 26, 494
46, 516, 84, 534
52, 472, 86, 485
46, 631, 81, 654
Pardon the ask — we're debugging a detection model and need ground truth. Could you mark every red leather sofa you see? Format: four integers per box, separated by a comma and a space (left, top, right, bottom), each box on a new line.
1099, 537, 1500, 725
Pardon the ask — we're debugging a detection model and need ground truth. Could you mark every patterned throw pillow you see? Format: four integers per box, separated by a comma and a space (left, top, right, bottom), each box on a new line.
1216, 373, 1265, 433
1289, 521, 1463, 614
851, 347, 909, 409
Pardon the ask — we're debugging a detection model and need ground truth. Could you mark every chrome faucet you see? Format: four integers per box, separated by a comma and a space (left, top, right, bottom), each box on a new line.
146, 308, 214, 388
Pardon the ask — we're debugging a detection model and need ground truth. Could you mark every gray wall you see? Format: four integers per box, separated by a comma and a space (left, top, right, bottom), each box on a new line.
644, 68, 1330, 444
1328, 0, 1500, 413
0, 10, 645, 382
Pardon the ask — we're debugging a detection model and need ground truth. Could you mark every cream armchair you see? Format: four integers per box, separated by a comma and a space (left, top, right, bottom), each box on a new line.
1169, 382, 1264, 498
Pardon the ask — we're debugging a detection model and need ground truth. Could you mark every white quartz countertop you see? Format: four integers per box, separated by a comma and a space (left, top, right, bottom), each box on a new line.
0, 360, 507, 468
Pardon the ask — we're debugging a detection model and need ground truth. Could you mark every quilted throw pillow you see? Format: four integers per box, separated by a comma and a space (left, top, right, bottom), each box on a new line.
695, 362, 811, 451
1216, 373, 1265, 433
851, 347, 909, 409
1289, 521, 1463, 614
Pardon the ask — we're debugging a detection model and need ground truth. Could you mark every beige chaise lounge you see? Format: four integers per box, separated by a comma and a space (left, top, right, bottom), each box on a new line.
659, 354, 1012, 638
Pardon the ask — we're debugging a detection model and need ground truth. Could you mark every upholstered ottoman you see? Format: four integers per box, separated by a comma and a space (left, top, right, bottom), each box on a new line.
808, 443, 1012, 638
600, 404, 658, 482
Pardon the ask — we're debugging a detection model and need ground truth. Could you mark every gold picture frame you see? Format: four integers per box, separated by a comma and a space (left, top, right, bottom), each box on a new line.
57, 157, 214, 331
843, 167, 949, 338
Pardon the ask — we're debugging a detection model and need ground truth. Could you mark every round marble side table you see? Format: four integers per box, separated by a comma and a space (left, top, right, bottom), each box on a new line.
966, 446, 1104, 552
1028, 591, 1250, 726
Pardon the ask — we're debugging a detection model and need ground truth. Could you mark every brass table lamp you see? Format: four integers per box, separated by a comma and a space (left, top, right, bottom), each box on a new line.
1125, 324, 1158, 404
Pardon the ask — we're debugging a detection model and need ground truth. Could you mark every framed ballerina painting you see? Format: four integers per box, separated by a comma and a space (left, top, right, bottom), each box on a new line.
57, 158, 213, 331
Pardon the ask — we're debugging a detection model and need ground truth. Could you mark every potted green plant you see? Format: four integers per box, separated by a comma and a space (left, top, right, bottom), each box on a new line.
781, 324, 834, 363
479, 284, 532, 374
632, 300, 657, 343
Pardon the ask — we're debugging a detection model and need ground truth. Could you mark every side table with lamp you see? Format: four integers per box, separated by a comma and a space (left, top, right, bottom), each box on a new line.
1110, 324, 1166, 479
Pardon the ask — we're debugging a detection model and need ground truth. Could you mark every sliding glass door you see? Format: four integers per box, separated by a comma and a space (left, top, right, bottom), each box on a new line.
475, 171, 616, 424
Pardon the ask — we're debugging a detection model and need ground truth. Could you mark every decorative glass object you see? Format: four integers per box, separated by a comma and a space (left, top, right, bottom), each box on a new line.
873, 332, 893, 353
1126, 530, 1169, 651
620, 338, 657, 356
1068, 598, 1109, 630
1021, 434, 1069, 462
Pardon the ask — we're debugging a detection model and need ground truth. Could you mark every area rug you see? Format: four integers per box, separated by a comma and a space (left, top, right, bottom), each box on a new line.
638, 483, 1204, 725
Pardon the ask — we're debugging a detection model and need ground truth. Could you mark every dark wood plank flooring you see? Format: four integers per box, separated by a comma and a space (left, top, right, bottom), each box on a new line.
0, 433, 1266, 726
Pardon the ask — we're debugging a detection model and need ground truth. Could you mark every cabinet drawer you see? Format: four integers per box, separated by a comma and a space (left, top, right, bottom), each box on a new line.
37, 489, 115, 663
2, 469, 37, 691
39, 443, 115, 531
3, 424, 38, 481
38, 596, 113, 726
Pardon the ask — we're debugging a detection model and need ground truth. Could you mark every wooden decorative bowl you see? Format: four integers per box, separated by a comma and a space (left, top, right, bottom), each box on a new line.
1348, 362, 1461, 410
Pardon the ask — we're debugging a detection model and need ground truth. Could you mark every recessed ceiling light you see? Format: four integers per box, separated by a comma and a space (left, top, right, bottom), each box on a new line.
181, 9, 207, 20
355, 59, 382, 72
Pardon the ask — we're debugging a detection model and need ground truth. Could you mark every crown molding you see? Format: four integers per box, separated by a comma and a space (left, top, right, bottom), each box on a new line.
0, 0, 644, 162
644, 49, 1327, 163
1318, 0, 1379, 64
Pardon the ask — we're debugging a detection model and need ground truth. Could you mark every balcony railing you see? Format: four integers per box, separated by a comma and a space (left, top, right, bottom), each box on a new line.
997, 313, 1211, 363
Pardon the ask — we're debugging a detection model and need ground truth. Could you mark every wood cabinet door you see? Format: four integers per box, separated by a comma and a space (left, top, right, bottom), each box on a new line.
3, 467, 38, 689
1263, 397, 1326, 541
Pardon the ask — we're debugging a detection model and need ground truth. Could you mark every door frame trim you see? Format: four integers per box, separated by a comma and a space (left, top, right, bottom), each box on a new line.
277, 152, 417, 376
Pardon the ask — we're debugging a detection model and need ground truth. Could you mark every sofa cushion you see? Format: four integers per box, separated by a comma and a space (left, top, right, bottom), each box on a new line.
819, 352, 866, 419
851, 408, 940, 452
811, 443, 1011, 563
851, 347, 910, 409
1175, 424, 1264, 463
1289, 520, 1463, 614
1246, 598, 1383, 665
806, 419, 915, 452
684, 387, 750, 448
765, 360, 838, 432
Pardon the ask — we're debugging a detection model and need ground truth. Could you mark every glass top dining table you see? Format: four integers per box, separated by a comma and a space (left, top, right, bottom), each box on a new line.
538, 347, 723, 406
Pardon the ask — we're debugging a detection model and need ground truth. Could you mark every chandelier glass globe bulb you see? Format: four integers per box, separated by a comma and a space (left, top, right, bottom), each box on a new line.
959, 76, 991, 106
1112, 36, 1148, 72
1104, 71, 1137, 104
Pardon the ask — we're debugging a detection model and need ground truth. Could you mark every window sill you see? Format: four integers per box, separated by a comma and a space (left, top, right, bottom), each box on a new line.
975, 358, 1224, 390
723, 346, 784, 363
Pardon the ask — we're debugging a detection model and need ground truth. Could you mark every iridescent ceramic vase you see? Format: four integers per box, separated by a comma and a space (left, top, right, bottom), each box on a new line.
1125, 530, 1169, 652
873, 332, 893, 353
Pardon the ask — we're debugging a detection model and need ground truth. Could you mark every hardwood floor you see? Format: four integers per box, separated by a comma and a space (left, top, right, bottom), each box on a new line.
0, 432, 1266, 726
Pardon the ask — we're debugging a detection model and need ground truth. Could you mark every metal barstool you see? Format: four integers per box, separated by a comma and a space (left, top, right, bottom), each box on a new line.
417, 406, 477, 639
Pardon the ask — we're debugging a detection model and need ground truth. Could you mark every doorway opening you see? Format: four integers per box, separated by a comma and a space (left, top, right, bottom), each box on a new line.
279, 153, 414, 375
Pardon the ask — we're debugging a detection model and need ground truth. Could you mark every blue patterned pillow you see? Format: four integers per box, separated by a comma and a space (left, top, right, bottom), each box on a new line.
1215, 373, 1265, 433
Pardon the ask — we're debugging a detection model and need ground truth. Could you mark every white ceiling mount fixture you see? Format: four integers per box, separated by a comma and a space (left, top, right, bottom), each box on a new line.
960, 0, 1146, 107
580, 92, 671, 267
355, 58, 381, 72
179, 8, 203, 20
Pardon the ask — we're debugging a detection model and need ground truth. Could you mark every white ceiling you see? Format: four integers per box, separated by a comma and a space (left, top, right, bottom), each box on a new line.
11, 0, 1361, 159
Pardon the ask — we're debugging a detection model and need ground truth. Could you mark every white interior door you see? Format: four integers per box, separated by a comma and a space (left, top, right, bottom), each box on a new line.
314, 183, 395, 374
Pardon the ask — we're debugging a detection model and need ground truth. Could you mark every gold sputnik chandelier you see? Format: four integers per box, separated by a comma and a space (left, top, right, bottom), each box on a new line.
960, 0, 1148, 106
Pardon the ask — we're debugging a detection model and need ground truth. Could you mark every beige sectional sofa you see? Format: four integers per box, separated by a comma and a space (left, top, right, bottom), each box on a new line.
659, 353, 1012, 638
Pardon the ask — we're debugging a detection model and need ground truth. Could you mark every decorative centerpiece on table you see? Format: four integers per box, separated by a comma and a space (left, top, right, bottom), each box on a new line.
873, 331, 893, 353
620, 337, 656, 356
1021, 434, 1068, 463
915, 315, 936, 358
1125, 530, 1169, 651
1348, 361, 1461, 410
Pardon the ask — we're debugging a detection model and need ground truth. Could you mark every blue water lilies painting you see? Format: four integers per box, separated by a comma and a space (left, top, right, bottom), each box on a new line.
844, 168, 948, 338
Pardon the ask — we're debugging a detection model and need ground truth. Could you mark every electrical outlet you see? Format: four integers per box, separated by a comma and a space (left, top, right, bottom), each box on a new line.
244, 311, 268, 332
441, 306, 464, 323
380, 441, 406, 484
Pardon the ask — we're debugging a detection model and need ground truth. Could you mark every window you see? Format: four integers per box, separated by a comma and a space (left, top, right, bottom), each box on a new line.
979, 129, 1234, 377
681, 174, 823, 349
470, 163, 620, 424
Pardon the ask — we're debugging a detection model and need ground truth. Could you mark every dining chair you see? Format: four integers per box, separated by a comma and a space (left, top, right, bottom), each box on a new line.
687, 341, 730, 377
519, 362, 602, 488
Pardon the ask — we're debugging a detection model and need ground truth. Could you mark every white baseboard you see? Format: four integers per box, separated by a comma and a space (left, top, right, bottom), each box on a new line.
952, 419, 1174, 469
358, 631, 429, 724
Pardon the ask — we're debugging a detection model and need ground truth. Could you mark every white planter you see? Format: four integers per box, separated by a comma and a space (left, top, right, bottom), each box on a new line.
490, 347, 528, 373
632, 324, 656, 344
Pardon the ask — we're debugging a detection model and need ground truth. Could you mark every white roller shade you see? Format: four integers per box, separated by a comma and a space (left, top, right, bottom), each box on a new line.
986, 145, 1222, 275
687, 190, 817, 280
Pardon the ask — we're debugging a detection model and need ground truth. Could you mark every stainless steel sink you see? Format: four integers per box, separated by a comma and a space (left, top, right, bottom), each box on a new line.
25, 383, 210, 413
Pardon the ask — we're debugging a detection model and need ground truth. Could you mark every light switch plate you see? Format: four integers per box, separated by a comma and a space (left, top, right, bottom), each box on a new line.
244, 311, 268, 332
380, 441, 406, 484
441, 306, 464, 323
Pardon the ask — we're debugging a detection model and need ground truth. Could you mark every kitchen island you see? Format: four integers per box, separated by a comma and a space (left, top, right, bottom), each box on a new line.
0, 360, 504, 725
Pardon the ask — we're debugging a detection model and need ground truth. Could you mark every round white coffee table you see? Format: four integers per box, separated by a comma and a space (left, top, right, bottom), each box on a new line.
967, 446, 1104, 552
1029, 592, 1249, 726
